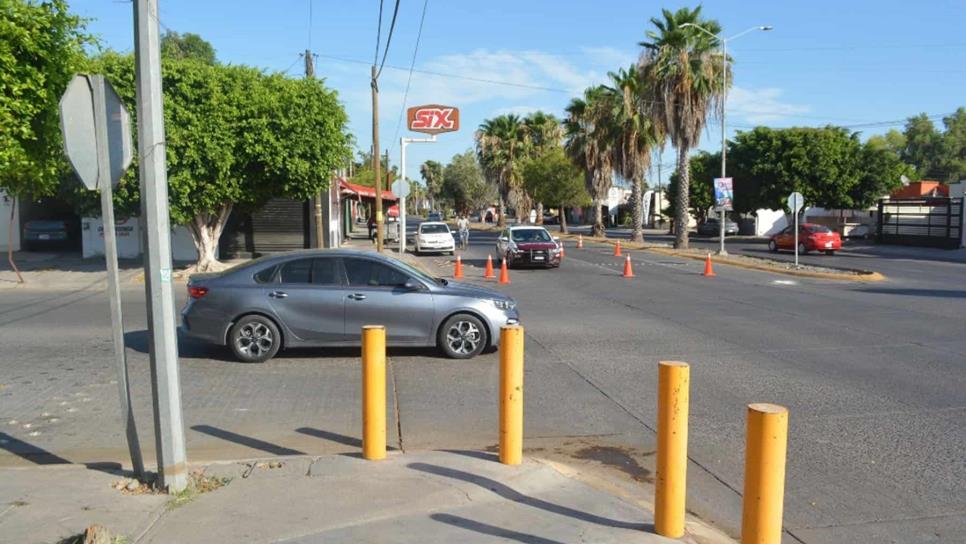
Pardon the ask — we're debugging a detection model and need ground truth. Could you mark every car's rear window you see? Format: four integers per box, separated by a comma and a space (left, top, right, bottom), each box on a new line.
420, 224, 449, 234
254, 265, 278, 284
805, 225, 832, 233
511, 229, 552, 242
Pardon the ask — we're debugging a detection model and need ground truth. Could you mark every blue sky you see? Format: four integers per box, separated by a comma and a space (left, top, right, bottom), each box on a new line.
73, 0, 966, 187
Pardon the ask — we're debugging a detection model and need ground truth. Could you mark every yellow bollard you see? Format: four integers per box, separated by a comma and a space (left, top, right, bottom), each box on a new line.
655, 361, 690, 538
741, 403, 789, 544
362, 325, 386, 461
499, 325, 524, 465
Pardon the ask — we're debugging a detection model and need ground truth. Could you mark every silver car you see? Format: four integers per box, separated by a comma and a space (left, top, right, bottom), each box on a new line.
181, 249, 520, 363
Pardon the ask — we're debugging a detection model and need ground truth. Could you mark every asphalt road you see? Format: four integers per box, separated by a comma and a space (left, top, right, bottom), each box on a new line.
2, 228, 964, 543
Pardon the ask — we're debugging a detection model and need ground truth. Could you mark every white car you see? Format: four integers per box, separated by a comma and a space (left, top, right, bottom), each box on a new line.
415, 221, 455, 255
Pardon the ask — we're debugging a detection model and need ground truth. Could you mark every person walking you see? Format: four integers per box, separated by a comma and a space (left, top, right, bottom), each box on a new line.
367, 213, 376, 243
456, 214, 470, 250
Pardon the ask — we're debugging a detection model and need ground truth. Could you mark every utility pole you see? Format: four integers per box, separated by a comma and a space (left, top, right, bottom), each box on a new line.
304, 49, 326, 249
371, 65, 383, 251
133, 0, 188, 492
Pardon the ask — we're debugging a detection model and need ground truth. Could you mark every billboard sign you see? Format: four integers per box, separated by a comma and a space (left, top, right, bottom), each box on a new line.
713, 177, 733, 210
407, 104, 459, 134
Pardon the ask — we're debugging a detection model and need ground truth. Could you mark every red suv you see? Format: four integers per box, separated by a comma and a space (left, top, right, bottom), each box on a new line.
768, 223, 842, 255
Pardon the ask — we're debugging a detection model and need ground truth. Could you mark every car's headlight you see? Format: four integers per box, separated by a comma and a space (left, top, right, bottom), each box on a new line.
489, 298, 516, 311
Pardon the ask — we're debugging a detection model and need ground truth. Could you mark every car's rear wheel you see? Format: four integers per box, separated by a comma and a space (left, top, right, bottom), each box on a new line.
229, 315, 281, 363
768, 240, 778, 252
438, 314, 487, 359
798, 242, 809, 255
825, 250, 835, 255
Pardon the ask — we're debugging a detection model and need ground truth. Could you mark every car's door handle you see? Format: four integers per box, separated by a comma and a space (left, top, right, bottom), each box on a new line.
269, 291, 288, 299
347, 293, 367, 301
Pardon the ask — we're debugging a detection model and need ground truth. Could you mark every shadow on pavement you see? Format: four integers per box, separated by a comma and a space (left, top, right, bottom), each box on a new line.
430, 513, 567, 544
191, 425, 306, 456
294, 427, 361, 448
438, 449, 500, 463
0, 432, 133, 476
408, 462, 647, 532
858, 287, 966, 298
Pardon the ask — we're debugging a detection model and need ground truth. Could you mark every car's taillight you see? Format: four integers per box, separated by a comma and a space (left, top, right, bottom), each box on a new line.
188, 285, 209, 299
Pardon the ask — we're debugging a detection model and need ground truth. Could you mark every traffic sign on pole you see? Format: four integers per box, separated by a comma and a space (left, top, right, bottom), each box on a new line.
59, 74, 143, 478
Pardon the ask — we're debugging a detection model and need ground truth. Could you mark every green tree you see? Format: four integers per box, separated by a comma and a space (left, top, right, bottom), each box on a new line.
901, 113, 943, 180
564, 86, 614, 237
522, 111, 562, 223
666, 150, 716, 224
160, 31, 216, 65
439, 150, 492, 214
75, 51, 352, 271
639, 6, 729, 248
522, 148, 589, 233
0, 0, 91, 279
939, 108, 966, 183
419, 159, 443, 210
476, 114, 527, 226
349, 149, 397, 188
866, 129, 906, 155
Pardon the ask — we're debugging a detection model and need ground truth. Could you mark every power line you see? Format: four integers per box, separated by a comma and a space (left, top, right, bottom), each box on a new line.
374, 0, 384, 65
389, 0, 430, 157
376, 0, 402, 79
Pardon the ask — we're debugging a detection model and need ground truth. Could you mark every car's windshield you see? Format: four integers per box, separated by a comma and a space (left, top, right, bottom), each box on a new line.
420, 224, 449, 234
805, 225, 832, 233
511, 229, 552, 242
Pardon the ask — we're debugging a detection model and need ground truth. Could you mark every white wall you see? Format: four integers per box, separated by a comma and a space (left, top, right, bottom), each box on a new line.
0, 191, 20, 252
82, 216, 201, 261
755, 209, 788, 236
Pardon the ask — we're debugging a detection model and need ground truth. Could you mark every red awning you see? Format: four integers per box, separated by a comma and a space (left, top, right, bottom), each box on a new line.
338, 179, 397, 201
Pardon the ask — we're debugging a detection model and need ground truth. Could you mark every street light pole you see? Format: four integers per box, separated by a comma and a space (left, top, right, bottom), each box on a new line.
681, 23, 772, 255
399, 135, 436, 255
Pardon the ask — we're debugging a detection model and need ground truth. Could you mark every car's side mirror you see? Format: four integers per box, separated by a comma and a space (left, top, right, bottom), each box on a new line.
402, 279, 422, 291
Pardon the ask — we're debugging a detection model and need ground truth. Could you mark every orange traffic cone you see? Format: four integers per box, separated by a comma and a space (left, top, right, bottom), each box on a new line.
454, 255, 464, 279
702, 253, 716, 277
577, 234, 584, 249
559, 243, 565, 259
614, 240, 622, 257
484, 254, 495, 279
499, 258, 511, 284
622, 255, 634, 278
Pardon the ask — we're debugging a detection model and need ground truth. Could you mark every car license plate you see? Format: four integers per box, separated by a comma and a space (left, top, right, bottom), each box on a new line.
39, 234, 50, 240
533, 255, 545, 261
825, 241, 833, 248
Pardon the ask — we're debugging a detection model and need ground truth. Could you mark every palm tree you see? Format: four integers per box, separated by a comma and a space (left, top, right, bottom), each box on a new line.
564, 86, 614, 237
475, 114, 526, 226
604, 65, 663, 243
419, 160, 443, 211
639, 6, 729, 248
523, 111, 563, 223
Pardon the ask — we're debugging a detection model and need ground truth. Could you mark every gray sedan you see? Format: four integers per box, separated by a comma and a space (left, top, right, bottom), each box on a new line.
181, 249, 520, 363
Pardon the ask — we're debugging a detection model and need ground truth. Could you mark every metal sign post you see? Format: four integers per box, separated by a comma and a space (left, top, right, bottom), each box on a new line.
788, 191, 804, 268
398, 135, 436, 254
59, 74, 143, 477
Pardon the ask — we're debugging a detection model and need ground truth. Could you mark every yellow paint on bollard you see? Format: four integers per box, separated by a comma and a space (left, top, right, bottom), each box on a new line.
655, 361, 690, 538
499, 325, 524, 465
362, 325, 386, 461
741, 403, 789, 544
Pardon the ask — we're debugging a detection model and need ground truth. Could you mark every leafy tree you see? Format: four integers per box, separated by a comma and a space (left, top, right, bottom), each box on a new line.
564, 86, 615, 236
939, 108, 966, 183
522, 148, 589, 233
0, 0, 91, 279
901, 113, 943, 180
522, 111, 562, 223
160, 31, 216, 65
866, 129, 906, 155
72, 51, 352, 271
853, 144, 915, 208
439, 150, 492, 214
476, 114, 527, 226
349, 149, 397, 188
419, 159, 443, 209
639, 6, 729, 248
666, 150, 716, 224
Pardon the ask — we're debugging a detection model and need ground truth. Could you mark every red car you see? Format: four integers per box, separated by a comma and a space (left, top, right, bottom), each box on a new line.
768, 223, 842, 255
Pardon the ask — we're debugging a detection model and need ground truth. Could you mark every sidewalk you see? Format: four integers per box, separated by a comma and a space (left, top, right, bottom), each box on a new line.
0, 450, 733, 544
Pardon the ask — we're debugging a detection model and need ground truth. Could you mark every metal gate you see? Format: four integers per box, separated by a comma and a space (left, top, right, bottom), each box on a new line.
877, 197, 963, 249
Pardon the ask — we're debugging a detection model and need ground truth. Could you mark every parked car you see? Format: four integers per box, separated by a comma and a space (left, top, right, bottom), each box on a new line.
414, 221, 455, 255
496, 226, 562, 268
697, 217, 739, 236
181, 249, 520, 363
542, 215, 559, 225
768, 223, 842, 255
427, 211, 442, 222
22, 219, 70, 250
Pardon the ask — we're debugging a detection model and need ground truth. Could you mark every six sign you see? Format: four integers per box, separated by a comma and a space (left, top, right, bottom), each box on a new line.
407, 104, 460, 134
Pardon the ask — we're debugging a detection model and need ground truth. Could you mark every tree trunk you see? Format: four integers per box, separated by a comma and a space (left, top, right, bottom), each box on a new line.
497, 196, 506, 227
592, 198, 605, 237
630, 173, 644, 243
559, 205, 568, 234
186, 203, 233, 272
536, 202, 544, 225
7, 198, 23, 284
674, 148, 690, 249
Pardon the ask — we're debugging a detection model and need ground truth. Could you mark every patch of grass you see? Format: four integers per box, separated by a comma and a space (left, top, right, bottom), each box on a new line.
165, 470, 231, 510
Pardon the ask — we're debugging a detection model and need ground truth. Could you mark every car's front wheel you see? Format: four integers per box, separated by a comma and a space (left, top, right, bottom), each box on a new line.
768, 240, 778, 252
438, 314, 487, 359
229, 315, 281, 363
